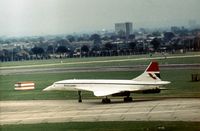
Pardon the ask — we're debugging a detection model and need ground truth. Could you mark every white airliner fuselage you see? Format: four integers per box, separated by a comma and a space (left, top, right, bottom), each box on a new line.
44, 79, 169, 95
43, 62, 170, 103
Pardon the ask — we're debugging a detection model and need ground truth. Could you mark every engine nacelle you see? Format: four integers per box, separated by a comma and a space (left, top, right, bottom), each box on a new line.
112, 91, 130, 96
142, 88, 161, 94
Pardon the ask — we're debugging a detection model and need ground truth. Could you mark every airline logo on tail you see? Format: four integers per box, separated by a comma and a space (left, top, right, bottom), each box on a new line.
133, 61, 161, 81
146, 61, 161, 80
146, 61, 160, 72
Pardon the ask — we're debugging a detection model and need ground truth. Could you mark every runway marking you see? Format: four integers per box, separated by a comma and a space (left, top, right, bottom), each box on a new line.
1, 54, 200, 69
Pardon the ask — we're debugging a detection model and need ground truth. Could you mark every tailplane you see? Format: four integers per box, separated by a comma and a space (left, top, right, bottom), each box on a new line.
133, 61, 161, 82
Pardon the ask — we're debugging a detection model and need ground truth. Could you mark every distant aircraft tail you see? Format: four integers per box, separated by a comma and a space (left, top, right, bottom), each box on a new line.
133, 61, 161, 82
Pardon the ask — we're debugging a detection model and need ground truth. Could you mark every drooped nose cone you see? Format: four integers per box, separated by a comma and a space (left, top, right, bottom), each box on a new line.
165, 81, 171, 84
43, 85, 53, 91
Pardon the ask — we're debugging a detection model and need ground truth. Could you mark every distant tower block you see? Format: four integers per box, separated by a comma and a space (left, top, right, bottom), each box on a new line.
115, 22, 133, 38
14, 82, 35, 90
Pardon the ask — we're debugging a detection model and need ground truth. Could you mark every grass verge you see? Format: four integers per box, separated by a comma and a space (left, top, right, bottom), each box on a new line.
1, 52, 200, 68
0, 69, 200, 100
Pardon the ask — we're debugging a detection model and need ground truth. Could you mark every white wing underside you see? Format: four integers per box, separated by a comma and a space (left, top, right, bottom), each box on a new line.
92, 90, 127, 97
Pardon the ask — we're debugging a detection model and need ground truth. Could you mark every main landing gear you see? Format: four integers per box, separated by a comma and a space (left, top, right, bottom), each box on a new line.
102, 97, 111, 104
123, 92, 133, 102
101, 96, 132, 103
77, 91, 132, 103
123, 97, 133, 102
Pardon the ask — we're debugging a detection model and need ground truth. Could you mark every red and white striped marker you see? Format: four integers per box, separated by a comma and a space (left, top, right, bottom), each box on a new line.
14, 82, 35, 90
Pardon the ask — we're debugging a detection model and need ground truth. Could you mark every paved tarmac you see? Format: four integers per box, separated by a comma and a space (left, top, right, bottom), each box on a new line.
1, 98, 200, 125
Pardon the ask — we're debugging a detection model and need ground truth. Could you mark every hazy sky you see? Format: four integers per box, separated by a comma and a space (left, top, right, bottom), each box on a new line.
0, 0, 200, 36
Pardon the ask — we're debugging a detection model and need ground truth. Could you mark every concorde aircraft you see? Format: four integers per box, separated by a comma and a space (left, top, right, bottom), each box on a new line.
43, 61, 170, 103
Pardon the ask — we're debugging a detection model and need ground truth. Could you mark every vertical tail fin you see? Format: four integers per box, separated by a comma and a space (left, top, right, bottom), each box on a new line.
133, 61, 161, 81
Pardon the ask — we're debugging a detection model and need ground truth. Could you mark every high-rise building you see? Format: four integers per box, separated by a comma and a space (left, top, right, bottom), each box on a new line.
115, 22, 133, 38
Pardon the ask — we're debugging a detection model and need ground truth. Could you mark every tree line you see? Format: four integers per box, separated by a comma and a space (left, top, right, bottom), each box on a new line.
1, 32, 199, 62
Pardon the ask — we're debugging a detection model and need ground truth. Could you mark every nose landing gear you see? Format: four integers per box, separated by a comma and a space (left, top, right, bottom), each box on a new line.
78, 91, 82, 103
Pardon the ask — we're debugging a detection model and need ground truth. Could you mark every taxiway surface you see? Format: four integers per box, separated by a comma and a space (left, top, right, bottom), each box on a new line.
1, 98, 200, 125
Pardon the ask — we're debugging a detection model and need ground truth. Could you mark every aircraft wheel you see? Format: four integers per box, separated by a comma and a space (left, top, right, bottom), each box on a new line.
102, 98, 111, 104
124, 97, 133, 102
